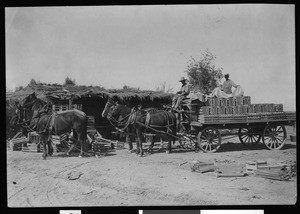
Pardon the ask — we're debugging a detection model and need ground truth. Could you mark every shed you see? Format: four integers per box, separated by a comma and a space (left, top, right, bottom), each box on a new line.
6, 83, 173, 139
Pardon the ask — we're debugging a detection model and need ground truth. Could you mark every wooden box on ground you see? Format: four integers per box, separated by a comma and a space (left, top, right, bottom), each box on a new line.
254, 165, 292, 181
191, 161, 215, 173
9, 132, 28, 151
245, 161, 267, 174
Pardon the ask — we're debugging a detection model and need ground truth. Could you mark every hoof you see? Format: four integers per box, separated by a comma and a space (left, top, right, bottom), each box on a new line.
166, 150, 170, 154
78, 155, 83, 158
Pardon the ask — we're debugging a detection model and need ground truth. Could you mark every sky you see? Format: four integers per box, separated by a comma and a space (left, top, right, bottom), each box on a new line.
5, 5, 295, 110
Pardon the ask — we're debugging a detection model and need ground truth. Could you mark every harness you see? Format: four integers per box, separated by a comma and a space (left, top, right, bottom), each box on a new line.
18, 103, 55, 135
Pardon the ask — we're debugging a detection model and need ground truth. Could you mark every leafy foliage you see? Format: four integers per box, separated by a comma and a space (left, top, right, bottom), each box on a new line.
64, 77, 76, 86
185, 49, 223, 94
30, 78, 37, 85
15, 85, 24, 91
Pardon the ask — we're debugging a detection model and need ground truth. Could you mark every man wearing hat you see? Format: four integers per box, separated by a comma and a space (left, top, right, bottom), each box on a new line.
221, 74, 239, 94
172, 77, 190, 109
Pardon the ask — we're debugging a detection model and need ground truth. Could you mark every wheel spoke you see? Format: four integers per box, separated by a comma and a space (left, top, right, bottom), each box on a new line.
204, 142, 209, 151
244, 135, 250, 143
202, 131, 208, 138
240, 135, 247, 140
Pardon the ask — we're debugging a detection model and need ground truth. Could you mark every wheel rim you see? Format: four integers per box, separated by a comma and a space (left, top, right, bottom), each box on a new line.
197, 127, 221, 153
238, 127, 261, 146
263, 123, 286, 150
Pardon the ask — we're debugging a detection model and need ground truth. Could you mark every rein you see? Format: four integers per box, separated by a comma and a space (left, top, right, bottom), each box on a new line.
18, 102, 55, 135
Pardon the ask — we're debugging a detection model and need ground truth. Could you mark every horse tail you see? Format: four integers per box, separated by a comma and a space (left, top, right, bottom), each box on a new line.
172, 112, 177, 141
82, 115, 88, 142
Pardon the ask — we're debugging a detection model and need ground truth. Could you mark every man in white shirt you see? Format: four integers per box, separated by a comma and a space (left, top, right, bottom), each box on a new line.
221, 74, 239, 94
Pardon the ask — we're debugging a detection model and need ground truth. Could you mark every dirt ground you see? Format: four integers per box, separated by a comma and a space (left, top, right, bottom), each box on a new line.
7, 128, 297, 207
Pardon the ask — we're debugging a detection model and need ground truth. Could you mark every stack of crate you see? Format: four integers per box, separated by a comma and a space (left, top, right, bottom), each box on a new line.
199, 96, 284, 117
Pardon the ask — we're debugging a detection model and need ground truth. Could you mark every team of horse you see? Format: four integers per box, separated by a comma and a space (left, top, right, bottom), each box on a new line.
101, 98, 177, 156
12, 92, 178, 159
13, 92, 88, 159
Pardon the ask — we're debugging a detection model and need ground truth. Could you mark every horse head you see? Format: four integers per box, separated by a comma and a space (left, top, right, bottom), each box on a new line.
102, 98, 118, 118
14, 93, 49, 125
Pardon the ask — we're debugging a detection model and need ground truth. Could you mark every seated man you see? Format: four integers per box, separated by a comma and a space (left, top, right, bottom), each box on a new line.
172, 77, 190, 109
210, 74, 243, 98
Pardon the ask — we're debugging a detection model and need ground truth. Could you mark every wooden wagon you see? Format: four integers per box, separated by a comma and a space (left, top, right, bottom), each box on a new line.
177, 96, 296, 153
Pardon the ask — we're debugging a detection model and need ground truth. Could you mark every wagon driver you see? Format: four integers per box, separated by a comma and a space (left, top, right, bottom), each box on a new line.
172, 77, 190, 110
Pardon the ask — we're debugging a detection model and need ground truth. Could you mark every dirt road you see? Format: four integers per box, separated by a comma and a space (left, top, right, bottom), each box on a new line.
7, 136, 297, 207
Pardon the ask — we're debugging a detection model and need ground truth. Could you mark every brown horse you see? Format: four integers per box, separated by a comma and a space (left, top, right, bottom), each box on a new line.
102, 98, 177, 156
15, 92, 88, 159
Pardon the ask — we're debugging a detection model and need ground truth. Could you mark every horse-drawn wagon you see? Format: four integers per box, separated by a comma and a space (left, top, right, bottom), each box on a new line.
102, 94, 296, 154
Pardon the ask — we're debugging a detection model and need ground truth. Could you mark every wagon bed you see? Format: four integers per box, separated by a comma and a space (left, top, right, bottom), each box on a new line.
181, 110, 296, 153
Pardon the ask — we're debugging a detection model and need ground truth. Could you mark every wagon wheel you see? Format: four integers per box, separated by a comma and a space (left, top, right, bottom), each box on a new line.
238, 127, 262, 146
197, 127, 221, 153
262, 123, 287, 150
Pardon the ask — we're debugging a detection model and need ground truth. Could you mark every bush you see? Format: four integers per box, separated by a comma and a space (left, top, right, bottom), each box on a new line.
185, 49, 223, 94
64, 77, 76, 86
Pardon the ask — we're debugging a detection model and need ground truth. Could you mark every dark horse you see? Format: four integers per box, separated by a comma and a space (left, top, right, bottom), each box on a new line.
14, 92, 88, 159
101, 98, 177, 156
102, 98, 136, 152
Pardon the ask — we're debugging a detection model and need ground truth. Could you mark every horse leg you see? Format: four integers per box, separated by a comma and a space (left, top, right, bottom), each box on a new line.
158, 137, 164, 151
166, 139, 171, 154
47, 139, 53, 156
126, 134, 133, 153
147, 135, 154, 153
78, 133, 84, 158
138, 131, 144, 157
41, 135, 47, 160
135, 130, 142, 155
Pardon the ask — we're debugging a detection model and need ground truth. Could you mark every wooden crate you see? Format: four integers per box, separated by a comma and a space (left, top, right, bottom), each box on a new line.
274, 104, 283, 112
245, 161, 267, 174
232, 106, 239, 114
225, 106, 233, 114
238, 105, 247, 115
211, 106, 218, 115
225, 97, 233, 106
242, 96, 251, 105
253, 104, 262, 113
233, 97, 243, 106
92, 142, 111, 152
262, 104, 270, 113
22, 143, 43, 152
200, 106, 214, 115
9, 136, 28, 151
247, 104, 254, 113
218, 106, 225, 115
217, 98, 226, 106
206, 97, 218, 107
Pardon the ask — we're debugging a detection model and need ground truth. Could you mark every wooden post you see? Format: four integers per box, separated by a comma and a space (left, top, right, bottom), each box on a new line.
69, 98, 72, 110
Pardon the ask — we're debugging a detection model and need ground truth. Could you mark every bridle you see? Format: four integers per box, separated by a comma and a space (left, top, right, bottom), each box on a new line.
16, 101, 53, 133
105, 101, 136, 129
